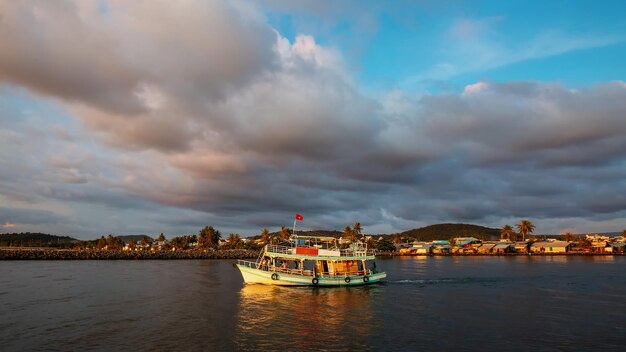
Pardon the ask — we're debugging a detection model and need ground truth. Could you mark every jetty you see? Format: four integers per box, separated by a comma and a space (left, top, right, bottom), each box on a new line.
0, 248, 259, 260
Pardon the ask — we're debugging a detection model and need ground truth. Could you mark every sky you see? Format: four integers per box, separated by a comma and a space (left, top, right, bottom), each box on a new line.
1, 0, 626, 239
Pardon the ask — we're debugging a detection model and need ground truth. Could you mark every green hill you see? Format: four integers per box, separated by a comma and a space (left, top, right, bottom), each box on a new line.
255, 224, 499, 242
0, 232, 78, 247
297, 230, 343, 238
117, 235, 153, 243
397, 223, 500, 241
253, 229, 342, 240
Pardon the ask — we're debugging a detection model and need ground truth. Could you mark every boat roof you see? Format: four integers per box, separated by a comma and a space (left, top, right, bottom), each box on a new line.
266, 252, 375, 261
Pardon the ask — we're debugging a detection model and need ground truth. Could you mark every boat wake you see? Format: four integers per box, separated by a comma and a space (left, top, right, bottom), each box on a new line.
391, 277, 505, 286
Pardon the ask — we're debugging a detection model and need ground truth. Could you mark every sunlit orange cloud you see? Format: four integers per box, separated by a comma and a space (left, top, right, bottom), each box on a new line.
3, 222, 16, 228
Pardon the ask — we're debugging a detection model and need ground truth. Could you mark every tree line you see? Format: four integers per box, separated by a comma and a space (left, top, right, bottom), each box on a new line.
499, 220, 536, 242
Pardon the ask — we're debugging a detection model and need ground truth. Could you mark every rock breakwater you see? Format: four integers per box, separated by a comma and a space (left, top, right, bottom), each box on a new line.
0, 248, 260, 260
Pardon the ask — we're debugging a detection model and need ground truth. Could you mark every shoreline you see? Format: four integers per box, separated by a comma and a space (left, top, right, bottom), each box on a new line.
0, 248, 260, 260
375, 251, 625, 257
1, 247, 623, 260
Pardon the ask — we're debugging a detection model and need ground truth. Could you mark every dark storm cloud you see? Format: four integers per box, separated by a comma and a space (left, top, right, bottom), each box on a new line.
1, 1, 626, 236
0, 206, 63, 225
416, 81, 626, 167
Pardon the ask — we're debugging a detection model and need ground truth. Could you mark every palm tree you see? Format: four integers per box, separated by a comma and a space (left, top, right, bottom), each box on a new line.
198, 226, 211, 249
106, 234, 123, 250
227, 233, 242, 249
279, 226, 292, 242
344, 225, 357, 243
562, 232, 575, 242
353, 222, 363, 240
170, 236, 185, 250
516, 220, 535, 242
198, 226, 221, 249
140, 237, 150, 248
211, 228, 222, 248
96, 236, 106, 249
500, 225, 514, 241
260, 228, 271, 244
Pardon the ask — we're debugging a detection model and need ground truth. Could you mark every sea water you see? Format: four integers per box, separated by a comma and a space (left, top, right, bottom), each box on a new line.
1, 256, 625, 351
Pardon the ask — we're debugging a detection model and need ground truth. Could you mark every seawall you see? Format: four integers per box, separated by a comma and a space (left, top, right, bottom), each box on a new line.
0, 248, 260, 260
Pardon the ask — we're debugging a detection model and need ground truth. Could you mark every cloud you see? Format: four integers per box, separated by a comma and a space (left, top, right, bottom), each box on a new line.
449, 16, 504, 39
3, 222, 16, 228
1, 1, 626, 237
405, 17, 624, 85
0, 207, 63, 226
419, 80, 626, 166
0, 0, 278, 151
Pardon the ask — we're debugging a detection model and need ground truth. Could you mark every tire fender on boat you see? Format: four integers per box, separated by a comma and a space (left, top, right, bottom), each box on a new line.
363, 276, 369, 283
312, 278, 319, 285
344, 277, 351, 284
271, 273, 278, 280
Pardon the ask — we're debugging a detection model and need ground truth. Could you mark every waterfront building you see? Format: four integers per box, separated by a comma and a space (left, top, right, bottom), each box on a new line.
530, 241, 572, 253
514, 242, 530, 253
477, 242, 498, 254
395, 243, 412, 252
585, 234, 610, 242
454, 237, 482, 246
410, 242, 433, 254
609, 243, 626, 253
589, 237, 611, 253
455, 246, 476, 254
398, 247, 413, 254
432, 244, 451, 254
493, 242, 515, 254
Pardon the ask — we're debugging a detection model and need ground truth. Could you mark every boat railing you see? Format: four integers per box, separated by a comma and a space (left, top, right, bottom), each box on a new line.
238, 260, 314, 276
316, 269, 373, 277
265, 244, 375, 257
340, 249, 369, 257
237, 260, 259, 269
265, 244, 293, 255
237, 260, 375, 278
273, 267, 314, 276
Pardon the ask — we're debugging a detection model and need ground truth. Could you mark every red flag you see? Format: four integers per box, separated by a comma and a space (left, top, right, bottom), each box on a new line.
295, 214, 304, 221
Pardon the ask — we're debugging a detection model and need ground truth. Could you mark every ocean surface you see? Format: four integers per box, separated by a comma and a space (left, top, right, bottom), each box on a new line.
1, 256, 625, 351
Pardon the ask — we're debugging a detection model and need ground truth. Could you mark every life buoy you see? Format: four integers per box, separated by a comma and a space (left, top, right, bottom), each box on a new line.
363, 276, 369, 283
312, 278, 319, 285
344, 277, 351, 284
271, 273, 278, 280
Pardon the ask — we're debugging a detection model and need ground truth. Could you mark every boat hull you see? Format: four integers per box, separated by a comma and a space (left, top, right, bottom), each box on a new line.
236, 264, 386, 286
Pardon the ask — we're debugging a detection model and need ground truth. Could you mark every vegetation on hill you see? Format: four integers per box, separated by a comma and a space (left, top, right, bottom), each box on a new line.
0, 232, 78, 247
251, 229, 342, 240
0, 223, 505, 249
117, 235, 153, 243
396, 223, 500, 241
298, 229, 343, 238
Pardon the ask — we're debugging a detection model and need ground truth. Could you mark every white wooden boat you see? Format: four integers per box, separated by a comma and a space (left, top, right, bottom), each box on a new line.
235, 234, 386, 287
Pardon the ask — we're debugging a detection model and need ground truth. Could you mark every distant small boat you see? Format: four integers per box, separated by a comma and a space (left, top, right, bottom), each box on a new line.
235, 234, 386, 287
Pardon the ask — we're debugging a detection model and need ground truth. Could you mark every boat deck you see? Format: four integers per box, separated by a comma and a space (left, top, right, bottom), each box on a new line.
236, 261, 386, 286
263, 244, 375, 260
237, 260, 375, 278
